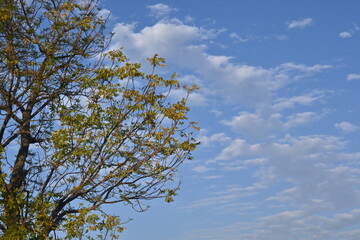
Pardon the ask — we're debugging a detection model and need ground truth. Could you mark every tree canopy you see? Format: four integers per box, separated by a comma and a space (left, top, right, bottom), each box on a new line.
0, 0, 199, 239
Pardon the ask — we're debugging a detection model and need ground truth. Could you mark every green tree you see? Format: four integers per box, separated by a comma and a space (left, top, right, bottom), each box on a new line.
0, 0, 199, 239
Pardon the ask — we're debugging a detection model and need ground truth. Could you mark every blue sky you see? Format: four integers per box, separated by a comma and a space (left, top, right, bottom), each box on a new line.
100, 1, 360, 239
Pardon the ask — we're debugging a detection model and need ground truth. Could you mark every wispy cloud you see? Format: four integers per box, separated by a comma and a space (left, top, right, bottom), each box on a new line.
278, 62, 332, 73
147, 3, 178, 19
347, 73, 360, 81
192, 165, 214, 173
180, 208, 360, 240
273, 90, 327, 111
183, 184, 262, 211
216, 134, 360, 208
287, 18, 313, 29
230, 32, 288, 43
230, 32, 249, 42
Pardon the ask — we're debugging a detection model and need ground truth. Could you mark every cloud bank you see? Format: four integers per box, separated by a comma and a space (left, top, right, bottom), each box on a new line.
108, 6, 360, 239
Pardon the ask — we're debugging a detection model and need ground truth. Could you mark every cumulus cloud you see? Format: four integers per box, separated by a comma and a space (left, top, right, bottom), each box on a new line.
339, 24, 360, 39
110, 20, 332, 108
147, 3, 178, 19
110, 21, 272, 105
335, 121, 359, 133
287, 18, 313, 29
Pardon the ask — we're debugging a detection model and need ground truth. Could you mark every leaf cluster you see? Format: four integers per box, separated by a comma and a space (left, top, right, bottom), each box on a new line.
0, 0, 199, 239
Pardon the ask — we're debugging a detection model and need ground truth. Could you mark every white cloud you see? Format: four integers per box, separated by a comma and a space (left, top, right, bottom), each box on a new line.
209, 109, 223, 117
218, 157, 268, 172
147, 3, 177, 19
230, 32, 289, 43
278, 62, 332, 73
110, 21, 332, 108
215, 139, 260, 161
230, 32, 249, 42
170, 88, 208, 106
221, 105, 326, 140
339, 31, 352, 38
177, 74, 203, 85
192, 165, 213, 173
243, 158, 267, 166
216, 135, 360, 208
284, 112, 321, 129
203, 175, 224, 180
221, 112, 282, 140
273, 91, 326, 111
184, 15, 195, 23
185, 133, 360, 240
110, 22, 202, 59
274, 34, 289, 40
181, 208, 360, 240
329, 209, 360, 229
111, 21, 274, 105
184, 184, 262, 211
335, 121, 359, 133
339, 24, 360, 39
287, 18, 313, 29
198, 133, 231, 147
347, 73, 360, 81
251, 209, 360, 240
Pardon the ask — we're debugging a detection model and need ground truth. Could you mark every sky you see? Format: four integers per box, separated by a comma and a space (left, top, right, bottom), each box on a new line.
99, 1, 360, 239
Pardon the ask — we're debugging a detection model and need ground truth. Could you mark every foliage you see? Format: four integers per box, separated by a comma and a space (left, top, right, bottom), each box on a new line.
0, 0, 199, 239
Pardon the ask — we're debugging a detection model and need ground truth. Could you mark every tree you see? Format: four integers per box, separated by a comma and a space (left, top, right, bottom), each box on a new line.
0, 0, 199, 239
